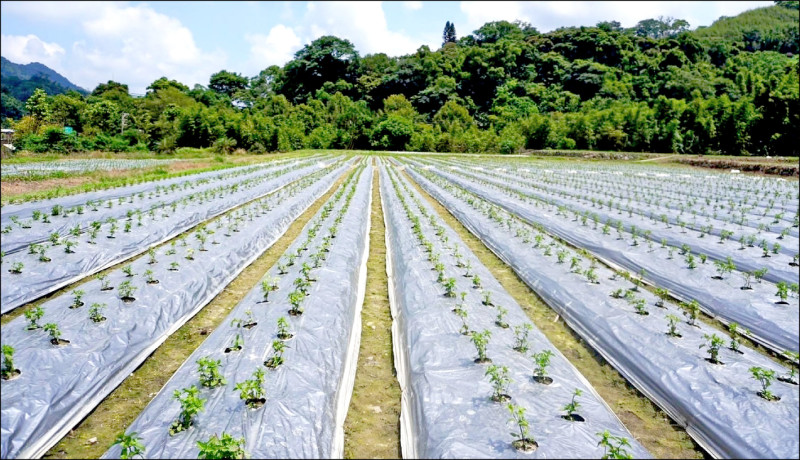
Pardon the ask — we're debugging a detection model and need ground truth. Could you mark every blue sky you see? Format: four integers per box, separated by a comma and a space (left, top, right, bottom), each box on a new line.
1, 1, 773, 94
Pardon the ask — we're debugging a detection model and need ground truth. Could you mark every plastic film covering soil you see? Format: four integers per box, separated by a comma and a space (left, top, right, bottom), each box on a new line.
379, 161, 651, 459
0, 160, 349, 459
403, 162, 799, 459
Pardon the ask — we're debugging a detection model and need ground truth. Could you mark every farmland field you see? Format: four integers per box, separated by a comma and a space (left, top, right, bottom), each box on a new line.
1, 152, 797, 459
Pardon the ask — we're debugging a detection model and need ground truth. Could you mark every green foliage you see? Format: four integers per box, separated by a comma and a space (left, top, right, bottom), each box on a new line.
485, 364, 512, 401
197, 357, 227, 388
750, 366, 779, 400
169, 385, 206, 435
597, 430, 633, 459
197, 432, 247, 459
112, 431, 145, 459
2, 344, 16, 379
234, 368, 266, 407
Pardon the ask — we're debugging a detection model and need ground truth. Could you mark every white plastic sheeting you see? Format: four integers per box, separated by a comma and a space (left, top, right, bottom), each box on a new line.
0, 161, 349, 459
380, 161, 651, 459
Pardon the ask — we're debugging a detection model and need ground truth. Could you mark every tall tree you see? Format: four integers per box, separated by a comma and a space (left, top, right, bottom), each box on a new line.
443, 21, 457, 46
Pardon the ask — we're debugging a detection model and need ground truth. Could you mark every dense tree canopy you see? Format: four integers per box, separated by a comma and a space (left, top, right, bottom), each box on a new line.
3, 4, 797, 156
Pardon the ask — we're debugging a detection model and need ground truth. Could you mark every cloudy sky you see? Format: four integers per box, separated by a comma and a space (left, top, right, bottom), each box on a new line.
1, 1, 772, 94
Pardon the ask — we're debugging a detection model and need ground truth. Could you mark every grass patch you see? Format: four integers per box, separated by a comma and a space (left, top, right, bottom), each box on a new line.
400, 168, 708, 460
38, 167, 350, 459
343, 164, 402, 459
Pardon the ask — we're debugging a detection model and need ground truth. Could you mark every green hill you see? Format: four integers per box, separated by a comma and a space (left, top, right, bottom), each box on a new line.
692, 5, 799, 52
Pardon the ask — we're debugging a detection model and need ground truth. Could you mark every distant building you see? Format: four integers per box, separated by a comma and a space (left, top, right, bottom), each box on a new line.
1, 129, 15, 157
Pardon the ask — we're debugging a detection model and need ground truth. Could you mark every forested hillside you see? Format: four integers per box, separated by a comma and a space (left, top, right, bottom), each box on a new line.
3, 3, 797, 156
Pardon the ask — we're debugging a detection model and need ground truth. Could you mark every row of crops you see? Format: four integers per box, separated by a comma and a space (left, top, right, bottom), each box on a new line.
0, 159, 183, 179
1, 153, 798, 459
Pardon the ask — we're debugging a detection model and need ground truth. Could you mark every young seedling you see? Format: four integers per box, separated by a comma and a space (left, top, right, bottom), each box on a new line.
632, 298, 648, 316
507, 403, 538, 452
531, 349, 554, 384
9, 261, 23, 274
727, 323, 748, 354
144, 269, 158, 285
225, 334, 244, 353
44, 322, 69, 346
597, 430, 633, 459
2, 344, 20, 380
185, 248, 195, 261
562, 388, 585, 422
585, 267, 599, 284
24, 305, 45, 330
235, 367, 266, 408
49, 231, 61, 245
37, 245, 51, 262
264, 340, 287, 368
197, 356, 227, 388
482, 290, 493, 306
288, 290, 304, 316
472, 274, 482, 289
654, 287, 669, 308
682, 300, 700, 327
471, 329, 492, 364
293, 277, 310, 295
64, 239, 78, 254
89, 302, 107, 323
118, 281, 137, 303
112, 431, 145, 460
443, 277, 457, 298
749, 367, 780, 401
169, 385, 205, 435
699, 333, 725, 364
775, 281, 789, 304
754, 268, 768, 284
495, 306, 509, 328
778, 351, 798, 385
485, 364, 512, 402
197, 432, 247, 460
513, 323, 533, 353
276, 316, 293, 340
122, 265, 136, 277
147, 248, 157, 265
70, 289, 85, 309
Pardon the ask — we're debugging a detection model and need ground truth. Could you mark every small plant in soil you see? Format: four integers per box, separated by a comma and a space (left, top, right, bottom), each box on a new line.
276, 316, 293, 340
24, 305, 45, 330
585, 267, 599, 284
2, 345, 20, 380
10, 261, 23, 274
482, 290, 493, 306
665, 314, 682, 338
485, 364, 512, 402
225, 334, 244, 353
454, 305, 470, 335
44, 322, 69, 346
778, 351, 798, 384
64, 239, 78, 253
597, 430, 633, 459
775, 281, 789, 304
169, 385, 205, 436
632, 298, 648, 316
727, 323, 748, 354
682, 300, 700, 327
37, 245, 51, 262
113, 431, 145, 459
471, 329, 492, 363
532, 349, 554, 384
147, 249, 157, 265
197, 432, 247, 460
241, 310, 257, 329
264, 340, 287, 368
122, 265, 136, 277
70, 289, 85, 309
89, 303, 107, 322
654, 288, 669, 308
472, 274, 482, 289
464, 259, 473, 277
513, 323, 533, 353
235, 367, 266, 408
562, 388, 585, 421
49, 231, 61, 245
495, 306, 509, 328
288, 290, 305, 316
293, 277, 310, 295
443, 277, 457, 298
197, 356, 227, 388
185, 248, 195, 261
98, 273, 113, 291
753, 267, 768, 284
118, 281, 137, 302
749, 366, 780, 401
144, 269, 158, 284
699, 333, 725, 364
507, 403, 537, 452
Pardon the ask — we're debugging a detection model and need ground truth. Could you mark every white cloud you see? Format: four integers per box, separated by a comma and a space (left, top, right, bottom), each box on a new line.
459, 1, 773, 34
0, 34, 66, 71
403, 1, 423, 10
301, 1, 428, 56
66, 3, 225, 93
245, 24, 302, 72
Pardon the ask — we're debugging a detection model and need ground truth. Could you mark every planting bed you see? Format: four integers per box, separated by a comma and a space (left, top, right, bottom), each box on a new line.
408, 158, 799, 353
0, 159, 183, 179
402, 159, 799, 459
380, 160, 650, 458
103, 161, 372, 459
0, 159, 350, 459
0, 155, 338, 312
